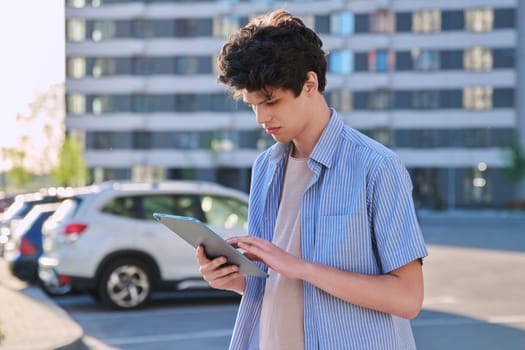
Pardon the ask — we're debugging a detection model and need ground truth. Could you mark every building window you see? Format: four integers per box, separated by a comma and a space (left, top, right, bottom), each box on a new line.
93, 132, 113, 150
465, 8, 493, 32
368, 50, 394, 72
67, 93, 86, 115
463, 164, 491, 205
329, 89, 352, 112
92, 21, 116, 41
67, 0, 85, 8
412, 9, 441, 33
67, 57, 86, 79
132, 95, 152, 113
92, 96, 111, 115
413, 90, 439, 109
213, 16, 240, 37
132, 166, 165, 182
331, 12, 354, 35
92, 58, 116, 77
314, 15, 330, 34
463, 86, 493, 110
412, 49, 440, 71
369, 10, 394, 33
464, 47, 493, 71
329, 50, 354, 74
132, 131, 152, 150
369, 90, 393, 110
67, 19, 86, 42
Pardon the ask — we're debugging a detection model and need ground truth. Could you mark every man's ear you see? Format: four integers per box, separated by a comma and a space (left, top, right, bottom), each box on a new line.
304, 71, 318, 93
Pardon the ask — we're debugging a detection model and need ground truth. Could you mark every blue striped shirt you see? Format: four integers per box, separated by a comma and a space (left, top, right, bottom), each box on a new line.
229, 109, 428, 350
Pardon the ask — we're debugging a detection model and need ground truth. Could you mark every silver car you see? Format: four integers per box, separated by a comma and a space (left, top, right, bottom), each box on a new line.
39, 180, 249, 309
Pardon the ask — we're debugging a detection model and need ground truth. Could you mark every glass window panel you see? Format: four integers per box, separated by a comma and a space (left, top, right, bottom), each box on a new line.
464, 47, 493, 71
396, 12, 411, 32
133, 19, 154, 38
67, 0, 85, 8
493, 88, 514, 108
494, 8, 515, 29
395, 51, 412, 71
67, 19, 86, 41
92, 58, 116, 77
369, 90, 392, 110
493, 48, 515, 68
441, 10, 464, 31
463, 86, 493, 110
93, 132, 113, 149
412, 9, 441, 33
465, 8, 493, 32
92, 21, 116, 41
133, 57, 152, 75
67, 93, 86, 115
200, 195, 248, 229
413, 90, 439, 109
331, 12, 354, 35
132, 131, 152, 150
67, 57, 86, 79
132, 95, 152, 112
329, 89, 352, 112
439, 50, 463, 70
173, 132, 198, 149
315, 15, 330, 34
329, 50, 353, 74
92, 96, 111, 114
369, 10, 394, 33
412, 49, 439, 71
213, 15, 240, 37
101, 196, 142, 219
355, 14, 369, 33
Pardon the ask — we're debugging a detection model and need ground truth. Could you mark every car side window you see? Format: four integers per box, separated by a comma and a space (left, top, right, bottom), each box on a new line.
200, 196, 248, 229
141, 194, 205, 222
102, 196, 142, 219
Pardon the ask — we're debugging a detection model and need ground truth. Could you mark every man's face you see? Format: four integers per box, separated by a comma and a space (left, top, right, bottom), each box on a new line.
242, 86, 312, 144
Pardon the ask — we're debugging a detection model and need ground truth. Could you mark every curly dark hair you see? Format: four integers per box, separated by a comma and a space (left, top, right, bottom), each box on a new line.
217, 9, 327, 99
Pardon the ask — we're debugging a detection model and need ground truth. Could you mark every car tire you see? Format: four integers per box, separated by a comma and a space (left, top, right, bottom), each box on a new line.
97, 258, 153, 310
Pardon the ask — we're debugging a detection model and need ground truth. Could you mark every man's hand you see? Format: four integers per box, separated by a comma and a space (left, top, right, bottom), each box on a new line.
227, 236, 304, 279
196, 245, 245, 294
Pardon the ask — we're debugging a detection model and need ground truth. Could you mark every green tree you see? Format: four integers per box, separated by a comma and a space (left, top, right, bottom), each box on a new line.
2, 147, 33, 190
503, 138, 525, 182
51, 135, 90, 187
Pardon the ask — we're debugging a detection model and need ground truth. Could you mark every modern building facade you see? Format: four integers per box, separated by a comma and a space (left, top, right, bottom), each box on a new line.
65, 0, 523, 209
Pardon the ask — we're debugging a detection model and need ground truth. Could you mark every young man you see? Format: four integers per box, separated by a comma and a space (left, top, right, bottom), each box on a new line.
197, 9, 428, 350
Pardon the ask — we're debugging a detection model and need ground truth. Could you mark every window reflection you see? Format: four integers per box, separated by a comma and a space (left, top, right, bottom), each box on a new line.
464, 47, 493, 71
465, 8, 493, 32
412, 49, 440, 71
412, 9, 441, 33
67, 19, 86, 42
369, 10, 394, 33
67, 93, 86, 115
463, 86, 493, 110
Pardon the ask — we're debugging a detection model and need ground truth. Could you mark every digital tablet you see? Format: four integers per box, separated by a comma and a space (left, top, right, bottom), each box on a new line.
153, 213, 268, 278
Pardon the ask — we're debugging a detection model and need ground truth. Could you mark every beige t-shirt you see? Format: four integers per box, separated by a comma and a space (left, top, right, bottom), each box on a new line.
259, 155, 313, 350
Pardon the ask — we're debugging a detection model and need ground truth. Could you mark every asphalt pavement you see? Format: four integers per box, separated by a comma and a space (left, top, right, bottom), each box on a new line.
0, 210, 524, 350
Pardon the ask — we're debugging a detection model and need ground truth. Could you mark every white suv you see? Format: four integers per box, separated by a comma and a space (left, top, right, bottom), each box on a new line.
38, 181, 249, 309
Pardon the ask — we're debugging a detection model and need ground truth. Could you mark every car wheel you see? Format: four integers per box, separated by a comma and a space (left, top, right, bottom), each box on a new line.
98, 258, 153, 309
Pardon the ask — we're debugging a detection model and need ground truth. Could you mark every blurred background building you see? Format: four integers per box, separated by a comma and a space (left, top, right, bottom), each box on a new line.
64, 0, 523, 210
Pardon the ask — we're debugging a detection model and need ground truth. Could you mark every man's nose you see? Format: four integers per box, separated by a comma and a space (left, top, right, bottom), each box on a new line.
254, 106, 270, 124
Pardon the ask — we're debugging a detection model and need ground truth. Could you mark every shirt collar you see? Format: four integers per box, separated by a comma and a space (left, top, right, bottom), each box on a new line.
268, 108, 343, 169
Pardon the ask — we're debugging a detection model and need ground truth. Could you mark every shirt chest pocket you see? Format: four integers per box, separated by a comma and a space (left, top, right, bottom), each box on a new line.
314, 213, 375, 273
